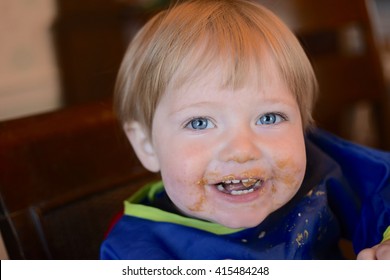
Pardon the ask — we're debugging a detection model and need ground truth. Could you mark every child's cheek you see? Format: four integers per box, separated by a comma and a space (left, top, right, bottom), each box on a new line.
271, 158, 306, 203
162, 161, 208, 213
277, 167, 303, 188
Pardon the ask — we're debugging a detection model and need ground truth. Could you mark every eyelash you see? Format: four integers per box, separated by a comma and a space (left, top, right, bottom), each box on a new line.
184, 117, 215, 130
183, 112, 288, 130
256, 112, 288, 125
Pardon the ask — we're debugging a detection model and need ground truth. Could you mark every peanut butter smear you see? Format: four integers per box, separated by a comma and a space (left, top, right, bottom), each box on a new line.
242, 178, 258, 187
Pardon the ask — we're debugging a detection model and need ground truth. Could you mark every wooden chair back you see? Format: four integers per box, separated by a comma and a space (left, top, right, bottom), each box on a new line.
0, 99, 157, 259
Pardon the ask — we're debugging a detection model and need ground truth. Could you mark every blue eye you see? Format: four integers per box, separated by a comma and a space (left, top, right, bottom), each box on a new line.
257, 113, 285, 125
185, 117, 214, 130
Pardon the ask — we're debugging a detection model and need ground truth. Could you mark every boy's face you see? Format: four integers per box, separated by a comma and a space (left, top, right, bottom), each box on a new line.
134, 57, 306, 229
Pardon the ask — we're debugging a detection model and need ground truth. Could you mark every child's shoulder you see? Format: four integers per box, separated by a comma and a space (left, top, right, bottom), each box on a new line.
306, 128, 390, 170
306, 128, 390, 195
306, 128, 390, 252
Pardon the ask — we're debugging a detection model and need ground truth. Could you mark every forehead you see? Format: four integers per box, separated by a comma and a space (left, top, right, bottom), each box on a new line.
135, 1, 316, 131
161, 53, 296, 113
169, 37, 269, 85
166, 42, 285, 97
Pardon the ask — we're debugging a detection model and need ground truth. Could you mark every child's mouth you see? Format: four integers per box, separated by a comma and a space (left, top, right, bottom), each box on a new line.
215, 178, 263, 195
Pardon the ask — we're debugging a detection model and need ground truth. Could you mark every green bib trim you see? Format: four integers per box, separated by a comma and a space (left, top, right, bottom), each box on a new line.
382, 226, 390, 243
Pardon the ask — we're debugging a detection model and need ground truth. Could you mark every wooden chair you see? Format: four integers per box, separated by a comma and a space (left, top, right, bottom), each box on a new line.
0, 99, 157, 259
258, 0, 389, 149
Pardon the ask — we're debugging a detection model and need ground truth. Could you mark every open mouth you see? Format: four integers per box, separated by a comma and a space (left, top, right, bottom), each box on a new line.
215, 178, 263, 196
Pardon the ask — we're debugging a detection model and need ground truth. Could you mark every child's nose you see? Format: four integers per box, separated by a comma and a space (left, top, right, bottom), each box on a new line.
218, 126, 262, 164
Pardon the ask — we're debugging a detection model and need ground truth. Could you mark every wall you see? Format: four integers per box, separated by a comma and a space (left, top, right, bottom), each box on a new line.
0, 0, 61, 121
372, 0, 390, 84
372, 0, 390, 43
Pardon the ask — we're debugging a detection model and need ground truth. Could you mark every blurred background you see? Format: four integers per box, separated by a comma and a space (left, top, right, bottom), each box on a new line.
0, 0, 164, 121
1, 0, 390, 143
0, 0, 390, 259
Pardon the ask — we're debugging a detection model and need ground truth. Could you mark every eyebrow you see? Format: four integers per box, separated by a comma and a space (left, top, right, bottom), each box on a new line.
169, 101, 217, 116
258, 98, 297, 107
169, 93, 298, 116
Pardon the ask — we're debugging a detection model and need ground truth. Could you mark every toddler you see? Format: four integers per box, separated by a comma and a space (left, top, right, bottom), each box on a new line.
101, 0, 390, 259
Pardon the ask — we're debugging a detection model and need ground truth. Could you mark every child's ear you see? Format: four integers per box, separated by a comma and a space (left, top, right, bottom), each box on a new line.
123, 121, 160, 173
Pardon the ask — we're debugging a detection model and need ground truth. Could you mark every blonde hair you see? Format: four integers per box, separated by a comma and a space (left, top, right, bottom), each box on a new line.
114, 0, 318, 134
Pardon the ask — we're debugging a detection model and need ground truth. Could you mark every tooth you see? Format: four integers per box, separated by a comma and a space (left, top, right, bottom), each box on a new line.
217, 185, 224, 191
232, 180, 240, 184
230, 187, 256, 196
224, 180, 232, 184
241, 179, 249, 183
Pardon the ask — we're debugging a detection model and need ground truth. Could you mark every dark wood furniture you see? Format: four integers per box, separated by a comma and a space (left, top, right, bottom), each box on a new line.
0, 99, 157, 259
